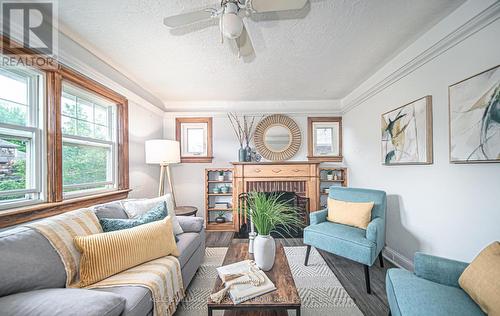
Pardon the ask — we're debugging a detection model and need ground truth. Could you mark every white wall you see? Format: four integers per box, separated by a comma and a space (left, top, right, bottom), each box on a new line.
342, 0, 500, 267
163, 112, 341, 217
128, 102, 164, 198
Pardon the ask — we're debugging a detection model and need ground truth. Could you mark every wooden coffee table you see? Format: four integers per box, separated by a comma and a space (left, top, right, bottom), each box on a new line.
207, 242, 301, 316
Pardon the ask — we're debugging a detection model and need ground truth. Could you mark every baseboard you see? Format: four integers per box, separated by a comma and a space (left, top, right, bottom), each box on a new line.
382, 247, 414, 271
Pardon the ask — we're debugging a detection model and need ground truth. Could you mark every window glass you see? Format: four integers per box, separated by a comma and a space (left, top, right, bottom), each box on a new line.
62, 142, 110, 188
61, 83, 116, 196
0, 70, 30, 126
0, 137, 28, 197
0, 67, 44, 208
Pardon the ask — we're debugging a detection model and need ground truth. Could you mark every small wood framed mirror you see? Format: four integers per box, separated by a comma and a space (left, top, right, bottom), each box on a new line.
254, 114, 301, 161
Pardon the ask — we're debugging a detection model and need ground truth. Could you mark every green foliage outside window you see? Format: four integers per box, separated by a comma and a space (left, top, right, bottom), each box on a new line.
0, 100, 26, 126
62, 144, 109, 188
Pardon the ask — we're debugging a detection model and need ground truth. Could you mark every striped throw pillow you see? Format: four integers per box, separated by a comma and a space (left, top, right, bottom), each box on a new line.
74, 216, 179, 287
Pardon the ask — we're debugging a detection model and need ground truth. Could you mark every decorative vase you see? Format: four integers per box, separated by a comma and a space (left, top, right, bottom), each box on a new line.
245, 145, 252, 162
212, 187, 220, 194
254, 234, 276, 271
238, 147, 246, 162
220, 186, 228, 194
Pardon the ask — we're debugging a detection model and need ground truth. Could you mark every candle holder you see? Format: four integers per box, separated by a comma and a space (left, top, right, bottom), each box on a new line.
248, 232, 257, 254
249, 211, 256, 254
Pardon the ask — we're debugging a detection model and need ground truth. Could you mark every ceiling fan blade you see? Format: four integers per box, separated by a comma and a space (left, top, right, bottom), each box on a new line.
163, 9, 214, 28
236, 24, 254, 58
250, 0, 308, 13
227, 23, 255, 60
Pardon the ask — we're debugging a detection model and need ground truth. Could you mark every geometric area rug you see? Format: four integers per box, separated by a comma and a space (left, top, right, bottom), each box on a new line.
174, 247, 362, 316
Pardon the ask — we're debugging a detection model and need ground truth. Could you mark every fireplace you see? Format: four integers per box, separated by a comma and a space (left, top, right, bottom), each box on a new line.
232, 161, 320, 237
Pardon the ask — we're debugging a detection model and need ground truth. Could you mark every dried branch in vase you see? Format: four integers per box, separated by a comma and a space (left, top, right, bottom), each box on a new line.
227, 113, 244, 147
244, 115, 258, 147
227, 113, 261, 148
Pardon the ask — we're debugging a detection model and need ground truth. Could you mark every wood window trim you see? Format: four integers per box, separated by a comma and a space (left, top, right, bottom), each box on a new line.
307, 117, 343, 162
175, 117, 213, 163
59, 66, 130, 190
0, 35, 130, 228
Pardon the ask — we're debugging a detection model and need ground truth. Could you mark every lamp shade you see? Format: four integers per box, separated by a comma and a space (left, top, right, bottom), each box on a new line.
145, 139, 180, 164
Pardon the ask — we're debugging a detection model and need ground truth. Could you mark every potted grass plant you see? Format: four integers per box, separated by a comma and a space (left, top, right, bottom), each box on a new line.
245, 192, 302, 271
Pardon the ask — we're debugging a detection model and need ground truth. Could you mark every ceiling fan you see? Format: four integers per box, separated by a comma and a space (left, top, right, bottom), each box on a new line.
163, 0, 308, 58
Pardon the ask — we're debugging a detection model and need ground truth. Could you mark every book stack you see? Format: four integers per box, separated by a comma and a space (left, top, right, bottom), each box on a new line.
214, 202, 231, 209
216, 260, 276, 304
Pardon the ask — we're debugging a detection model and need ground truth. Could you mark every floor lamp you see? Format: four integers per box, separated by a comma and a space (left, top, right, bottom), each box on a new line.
145, 139, 181, 206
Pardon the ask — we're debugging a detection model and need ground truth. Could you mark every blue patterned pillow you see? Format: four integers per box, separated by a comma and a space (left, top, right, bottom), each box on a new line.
100, 201, 167, 232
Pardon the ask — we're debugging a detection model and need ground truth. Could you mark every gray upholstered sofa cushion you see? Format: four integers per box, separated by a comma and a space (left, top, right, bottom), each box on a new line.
93, 201, 128, 219
94, 286, 153, 316
177, 216, 204, 233
0, 288, 125, 316
177, 231, 204, 268
0, 227, 66, 297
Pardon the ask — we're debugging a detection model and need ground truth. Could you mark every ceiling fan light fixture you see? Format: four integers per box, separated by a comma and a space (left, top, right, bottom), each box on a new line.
222, 12, 243, 39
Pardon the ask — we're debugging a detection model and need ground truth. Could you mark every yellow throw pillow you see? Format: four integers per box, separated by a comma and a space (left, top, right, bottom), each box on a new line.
74, 216, 179, 287
326, 198, 374, 229
459, 241, 500, 315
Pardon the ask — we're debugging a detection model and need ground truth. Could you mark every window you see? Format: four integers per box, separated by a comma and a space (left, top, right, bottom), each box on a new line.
0, 35, 129, 227
0, 67, 44, 208
61, 83, 117, 197
176, 117, 213, 163
307, 117, 343, 162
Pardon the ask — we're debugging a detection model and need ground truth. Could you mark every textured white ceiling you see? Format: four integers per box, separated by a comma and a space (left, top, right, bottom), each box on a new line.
57, 0, 464, 108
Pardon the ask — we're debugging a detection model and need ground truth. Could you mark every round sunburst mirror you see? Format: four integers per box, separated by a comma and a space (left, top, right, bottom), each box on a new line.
254, 114, 301, 161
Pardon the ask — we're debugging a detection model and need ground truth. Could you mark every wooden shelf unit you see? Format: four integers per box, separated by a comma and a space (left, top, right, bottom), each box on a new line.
319, 167, 348, 208
204, 168, 236, 232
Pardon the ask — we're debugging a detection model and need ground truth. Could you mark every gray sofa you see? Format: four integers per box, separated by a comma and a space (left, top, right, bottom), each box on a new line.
0, 200, 205, 316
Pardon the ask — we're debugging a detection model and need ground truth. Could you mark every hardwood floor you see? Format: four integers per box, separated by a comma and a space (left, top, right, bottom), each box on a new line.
206, 232, 394, 316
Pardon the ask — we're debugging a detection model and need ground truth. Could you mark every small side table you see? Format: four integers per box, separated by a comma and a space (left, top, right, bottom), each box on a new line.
174, 206, 198, 216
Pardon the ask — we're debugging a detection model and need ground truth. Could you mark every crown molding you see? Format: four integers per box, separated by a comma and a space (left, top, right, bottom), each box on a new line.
341, 1, 500, 114
163, 99, 342, 115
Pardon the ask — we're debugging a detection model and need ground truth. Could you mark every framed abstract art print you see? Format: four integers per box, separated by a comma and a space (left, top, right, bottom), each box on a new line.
449, 65, 500, 163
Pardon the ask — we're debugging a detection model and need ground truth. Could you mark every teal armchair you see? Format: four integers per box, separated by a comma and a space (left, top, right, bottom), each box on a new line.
386, 253, 484, 315
303, 187, 387, 294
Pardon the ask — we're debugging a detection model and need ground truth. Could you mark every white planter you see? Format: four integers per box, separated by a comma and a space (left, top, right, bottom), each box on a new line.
254, 234, 276, 271
218, 175, 224, 181
327, 174, 334, 180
